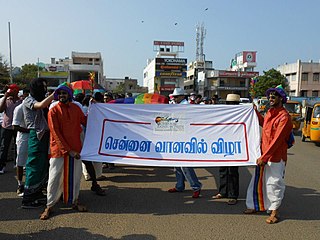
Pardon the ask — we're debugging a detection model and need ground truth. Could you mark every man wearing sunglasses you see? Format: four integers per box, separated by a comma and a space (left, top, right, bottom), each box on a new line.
245, 85, 292, 224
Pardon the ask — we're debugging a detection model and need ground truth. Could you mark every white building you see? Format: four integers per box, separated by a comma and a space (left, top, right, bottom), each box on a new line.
277, 60, 320, 97
143, 41, 187, 96
69, 51, 104, 84
39, 51, 104, 90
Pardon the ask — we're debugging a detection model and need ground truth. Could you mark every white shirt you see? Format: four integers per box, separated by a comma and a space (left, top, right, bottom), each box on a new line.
12, 103, 29, 142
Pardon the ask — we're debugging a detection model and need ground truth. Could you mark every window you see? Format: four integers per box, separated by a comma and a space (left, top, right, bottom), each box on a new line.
301, 73, 308, 81
301, 90, 308, 97
312, 91, 318, 97
313, 73, 319, 81
240, 80, 245, 87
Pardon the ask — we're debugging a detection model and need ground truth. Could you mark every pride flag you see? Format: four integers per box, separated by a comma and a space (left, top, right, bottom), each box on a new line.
134, 93, 168, 104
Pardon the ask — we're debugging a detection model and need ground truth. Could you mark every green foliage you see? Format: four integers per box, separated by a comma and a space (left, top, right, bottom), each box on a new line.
14, 64, 43, 89
0, 54, 10, 89
250, 68, 287, 98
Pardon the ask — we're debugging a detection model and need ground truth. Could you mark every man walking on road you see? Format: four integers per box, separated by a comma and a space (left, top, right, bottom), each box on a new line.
245, 85, 292, 224
167, 88, 202, 198
40, 82, 87, 220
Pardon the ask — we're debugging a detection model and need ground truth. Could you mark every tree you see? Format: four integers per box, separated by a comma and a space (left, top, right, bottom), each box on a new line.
15, 64, 39, 82
250, 68, 287, 98
0, 54, 10, 89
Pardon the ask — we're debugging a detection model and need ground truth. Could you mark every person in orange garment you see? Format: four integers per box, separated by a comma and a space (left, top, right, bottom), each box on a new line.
244, 85, 292, 224
40, 82, 87, 220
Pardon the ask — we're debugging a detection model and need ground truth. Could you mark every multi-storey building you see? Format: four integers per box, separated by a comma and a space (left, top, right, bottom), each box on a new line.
184, 51, 258, 99
69, 51, 103, 84
277, 60, 320, 97
143, 41, 187, 96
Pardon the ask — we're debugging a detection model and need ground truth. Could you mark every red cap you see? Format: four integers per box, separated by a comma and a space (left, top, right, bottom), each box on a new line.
7, 84, 19, 93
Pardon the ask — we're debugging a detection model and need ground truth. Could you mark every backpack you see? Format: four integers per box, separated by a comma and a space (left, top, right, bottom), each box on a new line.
287, 131, 295, 149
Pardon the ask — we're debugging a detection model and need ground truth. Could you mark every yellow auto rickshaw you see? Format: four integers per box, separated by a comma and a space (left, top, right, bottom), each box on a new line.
284, 100, 302, 134
301, 102, 320, 145
257, 97, 269, 114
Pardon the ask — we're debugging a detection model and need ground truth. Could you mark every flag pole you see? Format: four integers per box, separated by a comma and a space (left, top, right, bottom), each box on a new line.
8, 22, 13, 83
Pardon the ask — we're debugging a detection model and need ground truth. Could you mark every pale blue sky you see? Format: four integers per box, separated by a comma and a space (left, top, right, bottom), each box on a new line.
1, 0, 319, 85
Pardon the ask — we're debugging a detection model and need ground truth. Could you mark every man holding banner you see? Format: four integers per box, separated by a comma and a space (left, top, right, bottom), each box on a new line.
244, 85, 292, 224
167, 88, 202, 198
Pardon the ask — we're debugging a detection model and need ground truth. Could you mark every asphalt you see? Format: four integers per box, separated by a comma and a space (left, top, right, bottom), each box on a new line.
0, 134, 319, 240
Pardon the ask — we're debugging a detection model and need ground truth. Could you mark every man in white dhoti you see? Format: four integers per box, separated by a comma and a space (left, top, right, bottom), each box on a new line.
244, 85, 292, 224
40, 82, 87, 220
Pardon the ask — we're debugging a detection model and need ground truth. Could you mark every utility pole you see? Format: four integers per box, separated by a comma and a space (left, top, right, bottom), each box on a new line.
8, 22, 13, 83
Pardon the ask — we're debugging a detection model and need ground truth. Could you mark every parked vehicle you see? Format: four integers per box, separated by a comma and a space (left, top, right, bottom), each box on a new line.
240, 97, 251, 105
284, 100, 302, 133
257, 97, 269, 114
301, 102, 320, 145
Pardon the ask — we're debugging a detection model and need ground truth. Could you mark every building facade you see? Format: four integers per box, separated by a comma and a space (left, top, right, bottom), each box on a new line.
184, 51, 258, 99
143, 41, 187, 96
277, 60, 320, 97
104, 77, 147, 94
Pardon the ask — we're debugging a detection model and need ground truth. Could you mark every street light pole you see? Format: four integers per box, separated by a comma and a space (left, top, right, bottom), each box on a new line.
8, 22, 13, 83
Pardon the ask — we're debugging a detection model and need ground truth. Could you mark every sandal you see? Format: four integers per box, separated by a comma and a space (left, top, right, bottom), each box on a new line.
72, 203, 88, 212
243, 209, 257, 214
227, 199, 237, 205
40, 207, 52, 220
212, 193, 224, 199
266, 210, 279, 224
266, 216, 279, 224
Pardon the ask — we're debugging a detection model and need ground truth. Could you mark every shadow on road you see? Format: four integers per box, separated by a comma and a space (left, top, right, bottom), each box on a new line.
0, 163, 319, 223
0, 227, 156, 240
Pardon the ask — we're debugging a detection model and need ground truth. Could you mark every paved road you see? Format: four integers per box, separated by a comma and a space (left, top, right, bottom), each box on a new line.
0, 134, 319, 240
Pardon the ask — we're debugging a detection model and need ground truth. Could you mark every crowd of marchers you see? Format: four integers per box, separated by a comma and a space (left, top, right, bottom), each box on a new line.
0, 80, 292, 224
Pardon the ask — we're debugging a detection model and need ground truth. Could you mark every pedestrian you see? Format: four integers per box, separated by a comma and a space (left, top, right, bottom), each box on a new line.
244, 85, 292, 224
0, 84, 21, 174
12, 89, 30, 196
103, 92, 116, 169
40, 82, 87, 220
167, 88, 202, 198
212, 94, 240, 205
22, 78, 54, 208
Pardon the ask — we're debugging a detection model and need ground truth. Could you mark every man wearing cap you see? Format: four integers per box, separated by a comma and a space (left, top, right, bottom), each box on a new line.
213, 94, 240, 205
40, 82, 87, 220
168, 88, 202, 198
244, 85, 292, 224
0, 84, 22, 174
189, 92, 196, 104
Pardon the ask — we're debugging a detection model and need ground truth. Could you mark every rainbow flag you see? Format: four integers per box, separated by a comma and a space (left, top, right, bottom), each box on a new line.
252, 165, 266, 211
63, 155, 75, 205
134, 93, 168, 104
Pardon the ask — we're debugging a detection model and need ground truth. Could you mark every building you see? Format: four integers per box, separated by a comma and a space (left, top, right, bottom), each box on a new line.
205, 70, 259, 99
39, 57, 70, 89
230, 51, 257, 72
277, 60, 320, 97
143, 41, 187, 96
39, 51, 104, 89
184, 51, 258, 99
69, 51, 103, 84
185, 60, 214, 96
104, 77, 147, 95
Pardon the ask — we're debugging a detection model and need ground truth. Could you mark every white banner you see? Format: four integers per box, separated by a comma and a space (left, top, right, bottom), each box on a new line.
81, 104, 261, 167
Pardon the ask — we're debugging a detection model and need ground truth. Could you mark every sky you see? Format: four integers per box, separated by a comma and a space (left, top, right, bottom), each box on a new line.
1, 0, 320, 85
